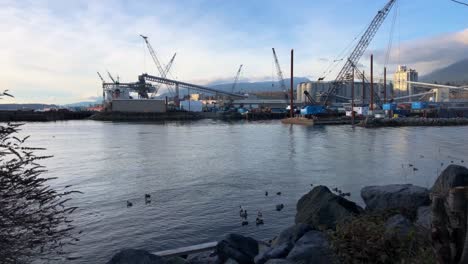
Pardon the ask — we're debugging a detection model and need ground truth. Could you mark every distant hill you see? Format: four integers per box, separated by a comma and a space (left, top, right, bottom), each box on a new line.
64, 100, 102, 108
420, 59, 468, 85
0, 104, 57, 111
208, 77, 310, 93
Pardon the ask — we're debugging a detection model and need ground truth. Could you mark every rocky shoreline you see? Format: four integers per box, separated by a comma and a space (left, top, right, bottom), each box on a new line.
106, 165, 468, 264
359, 117, 468, 128
90, 111, 288, 122
0, 110, 93, 122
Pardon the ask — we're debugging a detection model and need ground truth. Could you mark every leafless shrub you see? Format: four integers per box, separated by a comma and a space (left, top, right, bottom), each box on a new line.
0, 119, 80, 263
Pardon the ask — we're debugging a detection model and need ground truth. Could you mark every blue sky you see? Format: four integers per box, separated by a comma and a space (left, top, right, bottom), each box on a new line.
0, 0, 467, 104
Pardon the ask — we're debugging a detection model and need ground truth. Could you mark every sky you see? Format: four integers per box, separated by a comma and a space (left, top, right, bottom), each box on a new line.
0, 0, 467, 104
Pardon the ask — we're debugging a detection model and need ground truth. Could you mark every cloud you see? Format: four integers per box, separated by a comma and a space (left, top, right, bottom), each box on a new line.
0, 0, 282, 103
372, 28, 468, 76
0, 0, 466, 103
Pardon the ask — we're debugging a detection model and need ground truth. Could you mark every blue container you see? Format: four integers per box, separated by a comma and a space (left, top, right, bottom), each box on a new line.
237, 108, 248, 114
301, 105, 325, 115
382, 103, 397, 111
411, 102, 428, 110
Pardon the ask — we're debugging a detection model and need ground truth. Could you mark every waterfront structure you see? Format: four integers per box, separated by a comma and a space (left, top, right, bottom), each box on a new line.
393, 65, 419, 97
296, 81, 392, 105
231, 99, 289, 110
111, 99, 166, 113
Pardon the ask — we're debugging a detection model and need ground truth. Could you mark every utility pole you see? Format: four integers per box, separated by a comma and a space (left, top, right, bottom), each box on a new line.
351, 68, 355, 125
362, 71, 365, 104
384, 67, 387, 104
290, 49, 294, 118
370, 54, 374, 111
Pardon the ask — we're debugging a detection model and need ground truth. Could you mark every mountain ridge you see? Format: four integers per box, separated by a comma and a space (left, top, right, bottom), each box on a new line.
420, 58, 468, 85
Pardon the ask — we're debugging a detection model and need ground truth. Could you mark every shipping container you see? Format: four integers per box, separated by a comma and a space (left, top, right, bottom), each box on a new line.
345, 106, 369, 117
382, 103, 397, 111
411, 102, 429, 110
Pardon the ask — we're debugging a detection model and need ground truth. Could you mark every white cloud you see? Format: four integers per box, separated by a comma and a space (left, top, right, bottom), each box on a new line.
0, 0, 466, 103
372, 28, 468, 76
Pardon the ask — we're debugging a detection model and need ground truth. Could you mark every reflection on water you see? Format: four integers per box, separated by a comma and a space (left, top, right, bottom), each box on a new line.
21, 120, 468, 263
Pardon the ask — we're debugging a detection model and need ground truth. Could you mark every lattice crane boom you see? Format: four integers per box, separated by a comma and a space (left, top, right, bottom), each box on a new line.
322, 0, 396, 105
97, 72, 106, 83
107, 71, 117, 84
272, 48, 287, 92
163, 53, 177, 78
231, 64, 243, 93
140, 35, 165, 77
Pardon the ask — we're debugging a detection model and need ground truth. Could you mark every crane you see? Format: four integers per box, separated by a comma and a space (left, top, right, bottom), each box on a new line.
303, 91, 316, 104
140, 35, 165, 76
164, 53, 177, 78
231, 64, 243, 93
272, 48, 287, 93
321, 0, 397, 105
97, 72, 106, 83
107, 71, 117, 84
140, 34, 177, 97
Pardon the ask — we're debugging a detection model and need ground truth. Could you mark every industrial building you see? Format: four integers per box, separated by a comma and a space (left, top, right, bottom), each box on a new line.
111, 99, 166, 113
393, 65, 419, 97
296, 81, 393, 104
231, 99, 289, 110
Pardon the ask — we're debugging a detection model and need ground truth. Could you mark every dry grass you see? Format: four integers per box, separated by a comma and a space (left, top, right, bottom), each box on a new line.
330, 211, 435, 264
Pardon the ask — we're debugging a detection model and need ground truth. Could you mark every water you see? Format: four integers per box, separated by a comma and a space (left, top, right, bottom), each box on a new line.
19, 120, 468, 263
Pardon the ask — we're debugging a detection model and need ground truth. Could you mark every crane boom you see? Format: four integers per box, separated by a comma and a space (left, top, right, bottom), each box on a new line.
107, 71, 117, 84
322, 0, 396, 105
141, 35, 177, 97
163, 53, 177, 77
97, 72, 106, 83
272, 48, 287, 92
231, 64, 243, 93
140, 35, 165, 77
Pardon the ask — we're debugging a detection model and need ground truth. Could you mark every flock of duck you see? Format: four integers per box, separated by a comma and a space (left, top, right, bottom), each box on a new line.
331, 187, 351, 197
238, 190, 286, 227
126, 193, 151, 207
404, 156, 464, 173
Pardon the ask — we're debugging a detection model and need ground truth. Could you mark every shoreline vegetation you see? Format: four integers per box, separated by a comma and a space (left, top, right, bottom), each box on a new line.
107, 165, 468, 264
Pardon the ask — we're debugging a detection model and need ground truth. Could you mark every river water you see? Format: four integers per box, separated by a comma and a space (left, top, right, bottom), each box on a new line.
20, 120, 468, 263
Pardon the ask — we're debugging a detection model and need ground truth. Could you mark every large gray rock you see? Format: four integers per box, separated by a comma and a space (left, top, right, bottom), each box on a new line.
272, 223, 312, 247
361, 184, 430, 211
216, 234, 259, 264
225, 259, 239, 264
254, 242, 294, 264
264, 260, 295, 264
107, 249, 166, 264
385, 214, 413, 237
166, 257, 187, 264
264, 259, 295, 264
186, 251, 218, 264
432, 165, 468, 196
295, 186, 363, 230
286, 231, 334, 264
415, 206, 431, 230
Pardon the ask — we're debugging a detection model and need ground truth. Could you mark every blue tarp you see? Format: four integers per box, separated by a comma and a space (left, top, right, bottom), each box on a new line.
300, 105, 325, 115
382, 103, 397, 110
411, 102, 429, 110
